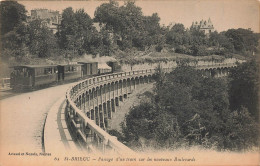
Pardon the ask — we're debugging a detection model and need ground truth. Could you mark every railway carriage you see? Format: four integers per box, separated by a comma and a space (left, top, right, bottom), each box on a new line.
77, 62, 98, 77
57, 64, 82, 81
10, 65, 58, 90
9, 61, 120, 91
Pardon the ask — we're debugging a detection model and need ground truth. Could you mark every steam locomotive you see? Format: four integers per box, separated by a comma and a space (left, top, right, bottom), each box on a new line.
10, 61, 120, 91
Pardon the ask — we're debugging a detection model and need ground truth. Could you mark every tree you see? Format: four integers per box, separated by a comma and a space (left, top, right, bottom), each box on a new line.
228, 58, 259, 121
121, 101, 159, 149
209, 31, 234, 53
94, 1, 163, 51
94, 0, 120, 32
189, 28, 207, 45
122, 65, 259, 151
143, 13, 162, 47
59, 7, 77, 53
224, 107, 259, 151
1, 21, 30, 61
166, 23, 186, 46
191, 44, 209, 56
27, 19, 58, 58
0, 1, 28, 60
225, 28, 259, 54
59, 7, 99, 56
98, 28, 116, 56
0, 1, 27, 36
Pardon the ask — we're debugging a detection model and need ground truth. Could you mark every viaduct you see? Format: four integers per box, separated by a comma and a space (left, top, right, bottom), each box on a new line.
65, 63, 237, 155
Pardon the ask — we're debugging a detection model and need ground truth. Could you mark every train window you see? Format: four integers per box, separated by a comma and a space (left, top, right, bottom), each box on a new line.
15, 69, 21, 76
44, 68, 52, 74
54, 68, 58, 73
71, 66, 76, 71
24, 71, 28, 77
36, 68, 44, 75
65, 66, 73, 72
21, 68, 28, 77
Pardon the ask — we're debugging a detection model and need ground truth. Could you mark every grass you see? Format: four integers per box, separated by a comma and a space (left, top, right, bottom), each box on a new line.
113, 50, 245, 65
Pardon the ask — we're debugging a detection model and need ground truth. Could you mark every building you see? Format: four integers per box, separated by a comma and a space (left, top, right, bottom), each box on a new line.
27, 9, 61, 33
191, 18, 214, 35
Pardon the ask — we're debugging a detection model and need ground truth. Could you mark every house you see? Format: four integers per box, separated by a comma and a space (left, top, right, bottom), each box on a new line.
27, 9, 61, 33
191, 18, 214, 35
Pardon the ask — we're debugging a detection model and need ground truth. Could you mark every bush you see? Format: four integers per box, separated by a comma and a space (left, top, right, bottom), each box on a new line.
121, 65, 259, 151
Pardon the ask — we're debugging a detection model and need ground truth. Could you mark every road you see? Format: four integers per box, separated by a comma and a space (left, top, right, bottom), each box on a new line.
0, 89, 22, 100
0, 82, 74, 154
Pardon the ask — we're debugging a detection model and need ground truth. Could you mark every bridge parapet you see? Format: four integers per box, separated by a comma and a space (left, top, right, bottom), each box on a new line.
65, 62, 238, 154
65, 68, 159, 154
194, 63, 237, 70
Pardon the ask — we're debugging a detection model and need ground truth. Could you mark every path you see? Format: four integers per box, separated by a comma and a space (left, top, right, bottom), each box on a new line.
0, 83, 74, 154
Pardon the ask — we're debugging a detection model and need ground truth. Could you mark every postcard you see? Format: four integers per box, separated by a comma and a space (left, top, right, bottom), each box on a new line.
0, 0, 259, 165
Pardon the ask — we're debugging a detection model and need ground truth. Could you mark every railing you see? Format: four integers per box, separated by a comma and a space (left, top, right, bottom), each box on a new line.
65, 68, 159, 155
194, 63, 237, 69
65, 63, 238, 154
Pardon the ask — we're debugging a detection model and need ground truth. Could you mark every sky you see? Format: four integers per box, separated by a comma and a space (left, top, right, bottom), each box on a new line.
20, 0, 259, 33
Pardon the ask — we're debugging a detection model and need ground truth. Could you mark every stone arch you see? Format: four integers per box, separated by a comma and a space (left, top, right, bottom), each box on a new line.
144, 75, 148, 83
139, 76, 144, 84
82, 93, 85, 110
111, 82, 115, 92
78, 95, 82, 109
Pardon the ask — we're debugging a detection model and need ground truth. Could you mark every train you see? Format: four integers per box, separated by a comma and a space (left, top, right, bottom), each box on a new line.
10, 61, 120, 91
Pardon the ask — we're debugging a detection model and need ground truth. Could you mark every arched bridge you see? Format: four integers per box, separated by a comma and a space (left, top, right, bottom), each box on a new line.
65, 63, 237, 155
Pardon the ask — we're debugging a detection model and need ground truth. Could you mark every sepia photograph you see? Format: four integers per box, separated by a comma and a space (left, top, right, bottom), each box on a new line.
0, 0, 259, 165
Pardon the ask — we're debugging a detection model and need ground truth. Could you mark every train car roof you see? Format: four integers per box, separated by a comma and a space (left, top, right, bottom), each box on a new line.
57, 64, 83, 66
77, 61, 98, 64
11, 65, 57, 68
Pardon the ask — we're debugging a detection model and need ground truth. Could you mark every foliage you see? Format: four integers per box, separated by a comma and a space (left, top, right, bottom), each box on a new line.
209, 31, 234, 52
1, 0, 259, 152
58, 7, 100, 56
228, 58, 259, 121
94, 1, 163, 51
1, 23, 29, 60
225, 28, 259, 53
0, 1, 28, 60
1, 18, 58, 59
123, 102, 158, 141
27, 20, 58, 58
191, 44, 209, 56
0, 1, 27, 36
108, 129, 125, 143
166, 24, 189, 47
165, 24, 240, 57
224, 107, 259, 151
121, 65, 259, 151
2, 1, 259, 63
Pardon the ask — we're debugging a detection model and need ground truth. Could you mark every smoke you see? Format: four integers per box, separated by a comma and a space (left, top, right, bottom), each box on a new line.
78, 54, 117, 64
